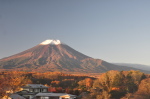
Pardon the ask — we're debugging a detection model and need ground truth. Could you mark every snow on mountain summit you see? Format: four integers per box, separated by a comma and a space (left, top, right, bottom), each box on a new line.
40, 39, 61, 45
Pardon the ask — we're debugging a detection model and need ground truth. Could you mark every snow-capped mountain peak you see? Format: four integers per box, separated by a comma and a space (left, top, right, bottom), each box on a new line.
40, 39, 61, 45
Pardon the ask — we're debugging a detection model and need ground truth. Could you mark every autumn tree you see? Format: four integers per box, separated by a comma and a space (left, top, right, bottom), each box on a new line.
135, 78, 150, 98
112, 71, 125, 88
93, 70, 119, 92
0, 71, 31, 98
92, 70, 146, 99
78, 78, 86, 89
0, 76, 9, 98
129, 70, 146, 85
96, 91, 111, 99
85, 78, 93, 88
51, 80, 60, 87
124, 73, 137, 93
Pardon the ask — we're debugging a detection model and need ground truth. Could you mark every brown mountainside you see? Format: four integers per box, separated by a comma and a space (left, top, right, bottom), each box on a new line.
0, 40, 149, 73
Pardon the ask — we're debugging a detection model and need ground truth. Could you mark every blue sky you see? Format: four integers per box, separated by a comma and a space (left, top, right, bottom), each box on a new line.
0, 0, 150, 65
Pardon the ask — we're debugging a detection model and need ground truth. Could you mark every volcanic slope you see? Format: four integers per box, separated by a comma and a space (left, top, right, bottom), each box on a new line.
0, 40, 148, 73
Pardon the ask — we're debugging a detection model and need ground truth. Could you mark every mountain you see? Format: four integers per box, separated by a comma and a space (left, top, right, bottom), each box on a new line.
113, 63, 150, 71
0, 39, 149, 73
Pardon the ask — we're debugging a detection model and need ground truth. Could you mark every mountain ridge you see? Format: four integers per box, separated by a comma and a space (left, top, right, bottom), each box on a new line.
0, 40, 149, 73
113, 63, 150, 71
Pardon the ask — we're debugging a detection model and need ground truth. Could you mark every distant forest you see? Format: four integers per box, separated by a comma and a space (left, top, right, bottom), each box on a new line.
0, 70, 150, 99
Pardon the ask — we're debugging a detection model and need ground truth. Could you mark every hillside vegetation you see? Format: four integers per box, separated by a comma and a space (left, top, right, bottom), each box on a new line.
0, 70, 150, 99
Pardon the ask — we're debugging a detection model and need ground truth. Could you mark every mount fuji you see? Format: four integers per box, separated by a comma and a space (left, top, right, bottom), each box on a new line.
0, 39, 148, 73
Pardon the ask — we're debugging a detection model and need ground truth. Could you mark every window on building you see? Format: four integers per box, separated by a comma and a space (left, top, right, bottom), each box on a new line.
62, 98, 69, 99
29, 89, 33, 92
41, 96, 49, 99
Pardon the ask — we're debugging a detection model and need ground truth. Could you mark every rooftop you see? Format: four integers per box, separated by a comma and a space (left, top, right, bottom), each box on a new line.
36, 93, 76, 97
22, 84, 48, 88
10, 94, 26, 99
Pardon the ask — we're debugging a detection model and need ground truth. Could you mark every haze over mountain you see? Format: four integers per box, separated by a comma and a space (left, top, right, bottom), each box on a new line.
113, 63, 150, 71
0, 39, 149, 73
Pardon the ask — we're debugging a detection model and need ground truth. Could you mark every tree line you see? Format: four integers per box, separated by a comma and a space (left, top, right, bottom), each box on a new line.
0, 70, 150, 99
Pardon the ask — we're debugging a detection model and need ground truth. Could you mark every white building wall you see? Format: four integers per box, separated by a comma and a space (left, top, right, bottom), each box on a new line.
23, 88, 29, 91
34, 89, 40, 92
43, 89, 47, 92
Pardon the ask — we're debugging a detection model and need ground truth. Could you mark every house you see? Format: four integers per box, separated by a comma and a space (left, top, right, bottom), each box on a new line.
35, 93, 77, 99
22, 84, 49, 93
10, 84, 49, 99
9, 84, 77, 99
